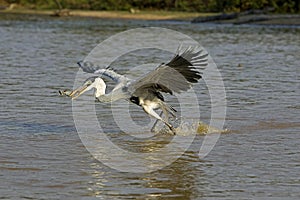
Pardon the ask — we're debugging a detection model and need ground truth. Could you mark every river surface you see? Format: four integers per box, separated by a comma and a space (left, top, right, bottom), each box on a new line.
0, 14, 299, 199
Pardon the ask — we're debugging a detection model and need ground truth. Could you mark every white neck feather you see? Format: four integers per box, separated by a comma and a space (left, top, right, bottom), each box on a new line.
92, 77, 129, 103
93, 78, 106, 98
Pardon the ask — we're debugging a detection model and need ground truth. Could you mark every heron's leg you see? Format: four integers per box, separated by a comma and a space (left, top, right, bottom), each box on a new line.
161, 107, 169, 123
143, 105, 176, 135
161, 102, 177, 120
150, 111, 163, 132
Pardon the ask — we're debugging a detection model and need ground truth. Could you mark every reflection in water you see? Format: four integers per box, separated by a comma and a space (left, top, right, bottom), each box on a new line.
0, 14, 300, 199
88, 147, 207, 199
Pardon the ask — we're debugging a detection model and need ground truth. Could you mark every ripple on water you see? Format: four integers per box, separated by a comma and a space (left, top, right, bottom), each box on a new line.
1, 15, 300, 199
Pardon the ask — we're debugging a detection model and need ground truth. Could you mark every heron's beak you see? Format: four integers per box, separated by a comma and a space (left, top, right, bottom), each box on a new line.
69, 84, 89, 100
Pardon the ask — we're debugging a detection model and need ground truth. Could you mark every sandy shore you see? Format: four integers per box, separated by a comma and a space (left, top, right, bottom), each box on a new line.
0, 8, 210, 21
1, 8, 299, 25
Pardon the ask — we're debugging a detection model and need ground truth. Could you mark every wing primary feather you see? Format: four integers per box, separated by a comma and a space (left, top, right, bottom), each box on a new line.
128, 46, 209, 96
77, 60, 98, 73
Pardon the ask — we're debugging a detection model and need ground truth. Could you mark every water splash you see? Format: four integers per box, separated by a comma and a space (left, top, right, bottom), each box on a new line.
154, 118, 229, 136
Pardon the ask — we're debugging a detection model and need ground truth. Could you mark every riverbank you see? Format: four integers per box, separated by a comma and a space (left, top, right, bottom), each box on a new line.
0, 8, 211, 21
0, 8, 299, 25
192, 11, 300, 25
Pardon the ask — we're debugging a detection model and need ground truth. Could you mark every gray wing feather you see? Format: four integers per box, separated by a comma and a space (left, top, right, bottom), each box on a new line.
77, 61, 128, 83
128, 46, 208, 95
77, 60, 97, 73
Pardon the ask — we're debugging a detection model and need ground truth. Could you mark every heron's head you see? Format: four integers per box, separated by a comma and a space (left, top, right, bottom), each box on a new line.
70, 76, 106, 99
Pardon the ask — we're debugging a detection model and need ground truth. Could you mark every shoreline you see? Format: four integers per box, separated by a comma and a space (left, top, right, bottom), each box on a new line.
0, 9, 210, 21
0, 8, 300, 25
192, 12, 300, 26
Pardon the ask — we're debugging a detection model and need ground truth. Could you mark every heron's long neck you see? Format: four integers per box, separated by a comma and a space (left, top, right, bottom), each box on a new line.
96, 87, 129, 103
94, 84, 106, 99
94, 84, 116, 103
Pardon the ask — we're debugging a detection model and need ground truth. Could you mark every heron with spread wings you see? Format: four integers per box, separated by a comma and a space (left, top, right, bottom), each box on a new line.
67, 47, 208, 134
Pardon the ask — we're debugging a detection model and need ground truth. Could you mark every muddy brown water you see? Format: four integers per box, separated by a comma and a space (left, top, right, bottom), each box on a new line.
1, 14, 299, 199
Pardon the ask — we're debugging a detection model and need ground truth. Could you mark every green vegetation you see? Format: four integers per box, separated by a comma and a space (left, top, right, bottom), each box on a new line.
2, 0, 300, 13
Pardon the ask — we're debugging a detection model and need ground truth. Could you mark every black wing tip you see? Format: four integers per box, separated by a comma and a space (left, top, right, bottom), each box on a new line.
77, 60, 82, 66
77, 60, 112, 74
105, 66, 116, 72
178, 46, 208, 59
166, 46, 207, 83
77, 60, 96, 73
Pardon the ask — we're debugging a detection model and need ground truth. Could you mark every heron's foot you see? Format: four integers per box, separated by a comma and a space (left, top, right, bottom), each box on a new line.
168, 125, 176, 135
169, 115, 177, 121
150, 127, 156, 133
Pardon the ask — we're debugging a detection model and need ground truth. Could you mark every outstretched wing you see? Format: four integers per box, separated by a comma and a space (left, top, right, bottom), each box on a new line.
128, 46, 208, 95
77, 61, 129, 84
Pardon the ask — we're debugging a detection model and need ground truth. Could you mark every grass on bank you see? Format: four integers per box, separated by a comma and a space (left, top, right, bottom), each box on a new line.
0, 7, 216, 21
